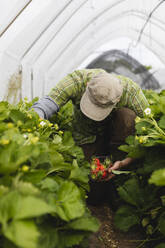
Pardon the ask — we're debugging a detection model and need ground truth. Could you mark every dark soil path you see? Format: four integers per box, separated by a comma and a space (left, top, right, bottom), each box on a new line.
88, 204, 143, 248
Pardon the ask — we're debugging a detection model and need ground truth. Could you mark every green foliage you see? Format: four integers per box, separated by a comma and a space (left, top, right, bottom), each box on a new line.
158, 212, 165, 235
0, 98, 99, 248
149, 169, 165, 186
67, 213, 100, 232
114, 89, 165, 247
4, 220, 39, 248
117, 177, 157, 212
1, 90, 165, 248
155, 243, 165, 248
50, 100, 73, 131
55, 181, 85, 221
114, 205, 140, 232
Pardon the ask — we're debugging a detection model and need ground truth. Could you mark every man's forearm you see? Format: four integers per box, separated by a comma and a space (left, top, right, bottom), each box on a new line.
120, 157, 135, 167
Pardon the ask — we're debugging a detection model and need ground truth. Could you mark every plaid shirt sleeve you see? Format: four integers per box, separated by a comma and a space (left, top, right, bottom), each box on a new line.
48, 68, 105, 107
117, 75, 149, 117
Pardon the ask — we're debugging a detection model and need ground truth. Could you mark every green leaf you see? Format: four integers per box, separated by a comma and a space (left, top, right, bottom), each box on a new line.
68, 145, 85, 164
67, 215, 100, 232
49, 150, 64, 167
0, 102, 9, 120
10, 109, 27, 123
0, 191, 19, 225
149, 169, 165, 186
119, 144, 145, 159
125, 135, 135, 145
51, 100, 73, 131
0, 185, 9, 197
0, 142, 36, 174
141, 217, 149, 227
138, 159, 165, 175
0, 191, 54, 225
39, 178, 59, 193
117, 178, 141, 207
117, 178, 156, 209
161, 196, 165, 206
160, 90, 165, 96
112, 170, 130, 175
47, 162, 71, 175
158, 115, 165, 130
146, 224, 154, 235
55, 181, 85, 221
0, 143, 20, 174
22, 169, 46, 184
114, 205, 140, 232
39, 227, 59, 248
58, 232, 84, 248
62, 131, 75, 148
158, 212, 165, 235
4, 220, 39, 248
127, 146, 146, 158
159, 96, 165, 114
135, 121, 152, 134
0, 122, 8, 132
15, 181, 40, 195
118, 144, 130, 153
155, 243, 165, 248
14, 196, 54, 219
69, 166, 89, 184
53, 135, 62, 145
2, 238, 18, 248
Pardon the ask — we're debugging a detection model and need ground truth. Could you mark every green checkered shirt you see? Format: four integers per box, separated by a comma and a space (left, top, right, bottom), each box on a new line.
49, 69, 149, 145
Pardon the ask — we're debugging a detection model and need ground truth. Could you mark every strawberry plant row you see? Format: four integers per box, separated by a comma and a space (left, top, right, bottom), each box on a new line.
113, 89, 165, 248
0, 98, 99, 248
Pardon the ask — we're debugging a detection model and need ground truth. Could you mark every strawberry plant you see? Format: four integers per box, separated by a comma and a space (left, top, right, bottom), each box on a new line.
113, 89, 165, 247
0, 99, 99, 248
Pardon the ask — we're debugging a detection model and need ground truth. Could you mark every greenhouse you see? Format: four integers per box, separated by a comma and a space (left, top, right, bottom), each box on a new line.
0, 0, 165, 247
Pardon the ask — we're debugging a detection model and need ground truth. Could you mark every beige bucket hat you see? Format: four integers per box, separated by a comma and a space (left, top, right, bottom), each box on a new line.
80, 72, 123, 121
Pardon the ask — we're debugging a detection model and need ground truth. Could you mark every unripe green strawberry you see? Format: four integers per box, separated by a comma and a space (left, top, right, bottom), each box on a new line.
98, 171, 103, 176
104, 158, 111, 166
91, 174, 96, 180
91, 164, 96, 170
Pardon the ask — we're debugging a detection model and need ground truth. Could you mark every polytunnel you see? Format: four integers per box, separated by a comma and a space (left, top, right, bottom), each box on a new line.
0, 0, 165, 103
1, 2, 165, 248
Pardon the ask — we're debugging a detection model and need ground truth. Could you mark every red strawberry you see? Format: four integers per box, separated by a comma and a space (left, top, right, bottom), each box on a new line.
94, 158, 101, 166
100, 164, 105, 171
102, 171, 107, 179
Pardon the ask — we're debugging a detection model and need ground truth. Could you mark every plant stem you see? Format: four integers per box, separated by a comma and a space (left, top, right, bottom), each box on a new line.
127, 236, 164, 243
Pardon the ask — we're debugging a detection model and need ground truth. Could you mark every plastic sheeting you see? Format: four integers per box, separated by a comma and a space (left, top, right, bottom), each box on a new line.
86, 49, 160, 90
0, 0, 165, 102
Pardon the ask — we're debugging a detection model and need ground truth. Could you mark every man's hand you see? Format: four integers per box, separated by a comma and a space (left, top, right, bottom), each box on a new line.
103, 161, 122, 181
103, 157, 135, 181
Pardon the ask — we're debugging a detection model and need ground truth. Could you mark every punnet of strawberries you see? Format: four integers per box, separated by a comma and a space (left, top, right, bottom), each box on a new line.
90, 157, 112, 181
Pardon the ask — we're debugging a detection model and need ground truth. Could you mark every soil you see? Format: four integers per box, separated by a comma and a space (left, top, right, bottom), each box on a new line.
88, 204, 143, 248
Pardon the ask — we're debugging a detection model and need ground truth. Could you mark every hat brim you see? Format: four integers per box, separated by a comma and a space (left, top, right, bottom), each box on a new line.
80, 91, 114, 121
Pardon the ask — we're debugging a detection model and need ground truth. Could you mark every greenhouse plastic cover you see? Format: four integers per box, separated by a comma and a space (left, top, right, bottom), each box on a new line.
0, 0, 165, 103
